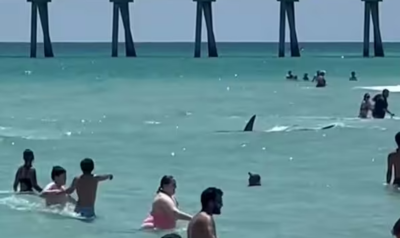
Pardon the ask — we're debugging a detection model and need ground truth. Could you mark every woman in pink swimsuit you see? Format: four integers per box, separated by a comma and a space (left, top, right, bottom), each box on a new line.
141, 175, 192, 230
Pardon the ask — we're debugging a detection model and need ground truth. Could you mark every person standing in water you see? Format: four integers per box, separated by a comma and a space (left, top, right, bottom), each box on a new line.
372, 89, 395, 119
302, 73, 309, 81
358, 93, 373, 118
349, 71, 358, 81
187, 187, 223, 238
315, 71, 326, 88
13, 149, 42, 193
386, 132, 400, 186
142, 175, 192, 230
65, 158, 113, 218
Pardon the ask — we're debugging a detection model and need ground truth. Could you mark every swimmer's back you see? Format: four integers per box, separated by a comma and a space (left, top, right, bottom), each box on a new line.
75, 175, 98, 207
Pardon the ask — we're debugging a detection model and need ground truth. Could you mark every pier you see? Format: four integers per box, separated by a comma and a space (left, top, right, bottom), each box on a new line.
193, 0, 218, 58
362, 0, 384, 57
277, 0, 300, 57
28, 0, 54, 58
110, 0, 136, 57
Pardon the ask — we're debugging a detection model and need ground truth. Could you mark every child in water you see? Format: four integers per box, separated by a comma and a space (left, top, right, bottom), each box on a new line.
66, 158, 113, 218
40, 166, 76, 207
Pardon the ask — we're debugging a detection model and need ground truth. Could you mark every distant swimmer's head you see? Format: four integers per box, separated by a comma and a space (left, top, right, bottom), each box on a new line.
51, 166, 67, 186
157, 175, 177, 195
363, 93, 370, 101
392, 218, 400, 238
80, 158, 94, 175
383, 89, 390, 98
201, 187, 223, 215
23, 149, 34, 167
161, 233, 182, 238
248, 172, 261, 187
395, 132, 400, 148
351, 71, 356, 76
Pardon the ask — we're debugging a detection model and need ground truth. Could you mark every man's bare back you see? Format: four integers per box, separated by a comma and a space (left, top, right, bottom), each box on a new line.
387, 149, 400, 185
187, 212, 216, 238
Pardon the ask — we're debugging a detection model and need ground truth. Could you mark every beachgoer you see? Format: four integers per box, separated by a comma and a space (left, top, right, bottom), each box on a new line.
141, 175, 192, 230
372, 89, 395, 119
312, 70, 320, 82
187, 187, 223, 238
349, 71, 357, 81
392, 218, 400, 238
386, 132, 400, 186
13, 149, 42, 193
286, 71, 297, 80
358, 93, 373, 118
40, 166, 77, 207
303, 73, 309, 81
65, 158, 113, 218
315, 71, 326, 88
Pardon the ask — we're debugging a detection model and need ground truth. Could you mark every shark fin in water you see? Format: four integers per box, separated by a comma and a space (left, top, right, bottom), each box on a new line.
243, 115, 256, 132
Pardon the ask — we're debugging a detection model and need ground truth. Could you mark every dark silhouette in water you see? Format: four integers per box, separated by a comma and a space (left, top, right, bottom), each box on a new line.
161, 234, 182, 238
278, 0, 300, 57
362, 0, 384, 57
243, 115, 335, 132
110, 0, 136, 57
28, 0, 54, 58
193, 0, 218, 58
243, 115, 256, 131
248, 172, 261, 186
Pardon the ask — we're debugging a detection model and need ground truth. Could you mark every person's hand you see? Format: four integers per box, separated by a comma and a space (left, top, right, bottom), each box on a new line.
56, 188, 66, 195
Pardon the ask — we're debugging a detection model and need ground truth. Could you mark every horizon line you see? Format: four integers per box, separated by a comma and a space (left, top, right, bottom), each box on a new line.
0, 41, 399, 44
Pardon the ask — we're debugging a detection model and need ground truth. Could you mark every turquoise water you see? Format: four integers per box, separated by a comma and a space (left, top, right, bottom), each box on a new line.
0, 43, 400, 238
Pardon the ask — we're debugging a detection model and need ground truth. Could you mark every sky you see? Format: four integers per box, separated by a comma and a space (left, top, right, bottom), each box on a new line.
0, 0, 399, 42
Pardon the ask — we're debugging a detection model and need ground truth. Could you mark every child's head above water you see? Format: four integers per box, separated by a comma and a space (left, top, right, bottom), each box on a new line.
396, 132, 400, 148
51, 166, 67, 185
81, 158, 94, 175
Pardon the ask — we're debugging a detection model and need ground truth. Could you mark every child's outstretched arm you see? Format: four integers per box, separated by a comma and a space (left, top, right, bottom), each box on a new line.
95, 174, 113, 182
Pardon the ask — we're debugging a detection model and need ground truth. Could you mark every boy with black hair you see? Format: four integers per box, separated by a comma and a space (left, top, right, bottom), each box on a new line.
386, 132, 400, 185
66, 158, 113, 218
40, 166, 76, 206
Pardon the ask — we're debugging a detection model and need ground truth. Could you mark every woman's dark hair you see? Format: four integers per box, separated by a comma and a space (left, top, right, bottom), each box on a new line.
363, 93, 370, 100
157, 175, 174, 193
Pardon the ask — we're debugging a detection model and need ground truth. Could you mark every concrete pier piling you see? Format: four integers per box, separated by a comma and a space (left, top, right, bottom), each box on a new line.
28, 0, 54, 58
362, 0, 384, 57
110, 0, 136, 57
277, 0, 300, 57
193, 0, 218, 58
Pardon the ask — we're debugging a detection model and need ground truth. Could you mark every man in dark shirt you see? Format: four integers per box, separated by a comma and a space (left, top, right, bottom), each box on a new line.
372, 89, 394, 119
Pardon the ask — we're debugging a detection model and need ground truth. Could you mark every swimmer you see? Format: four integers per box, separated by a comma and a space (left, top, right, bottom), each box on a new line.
187, 187, 223, 238
65, 158, 113, 218
248, 172, 261, 186
312, 70, 320, 82
13, 149, 42, 193
141, 175, 192, 230
286, 71, 297, 80
392, 218, 400, 238
302, 73, 309, 81
386, 132, 400, 186
40, 166, 76, 207
372, 89, 394, 119
349, 71, 358, 81
358, 93, 373, 118
315, 70, 326, 88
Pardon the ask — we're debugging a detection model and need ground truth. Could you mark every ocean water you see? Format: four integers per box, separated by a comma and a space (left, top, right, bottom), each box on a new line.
0, 42, 400, 238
